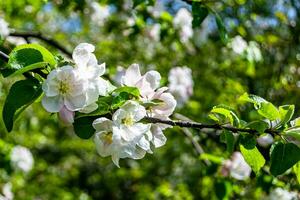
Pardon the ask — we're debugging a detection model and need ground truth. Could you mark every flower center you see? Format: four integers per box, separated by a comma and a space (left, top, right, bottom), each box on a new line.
122, 115, 134, 126
58, 81, 70, 95
102, 132, 113, 145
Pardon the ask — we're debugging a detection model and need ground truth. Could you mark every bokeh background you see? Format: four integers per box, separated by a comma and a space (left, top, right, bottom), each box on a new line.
0, 0, 300, 199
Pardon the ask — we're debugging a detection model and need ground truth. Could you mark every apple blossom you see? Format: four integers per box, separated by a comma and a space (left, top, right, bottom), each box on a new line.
168, 66, 193, 106
173, 8, 193, 43
230, 35, 247, 55
121, 64, 176, 150
221, 152, 251, 180
42, 65, 91, 113
0, 183, 13, 200
246, 41, 262, 62
0, 18, 9, 39
267, 188, 298, 200
147, 23, 161, 42
10, 145, 34, 173
93, 101, 151, 166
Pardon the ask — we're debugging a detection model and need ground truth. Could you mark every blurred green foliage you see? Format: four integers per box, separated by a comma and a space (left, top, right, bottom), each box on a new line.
0, 0, 300, 199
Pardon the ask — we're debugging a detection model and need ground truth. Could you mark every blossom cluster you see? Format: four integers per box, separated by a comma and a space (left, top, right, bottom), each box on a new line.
41, 43, 177, 166
229, 35, 262, 62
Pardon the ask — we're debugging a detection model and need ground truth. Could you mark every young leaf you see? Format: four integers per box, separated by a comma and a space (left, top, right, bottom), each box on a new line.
192, 2, 209, 28
2, 78, 43, 132
3, 44, 56, 77
283, 127, 300, 141
73, 116, 98, 139
293, 161, 300, 184
277, 105, 295, 128
209, 105, 240, 127
270, 142, 300, 176
238, 93, 267, 108
240, 135, 265, 174
257, 102, 280, 121
112, 86, 140, 98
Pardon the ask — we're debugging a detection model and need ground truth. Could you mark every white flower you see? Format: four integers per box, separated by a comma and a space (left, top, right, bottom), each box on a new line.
0, 18, 9, 39
121, 64, 176, 150
147, 0, 164, 18
0, 183, 13, 200
267, 188, 298, 200
72, 43, 113, 111
168, 66, 193, 106
257, 134, 274, 148
246, 41, 262, 62
10, 146, 34, 173
90, 2, 110, 26
173, 8, 193, 43
222, 152, 251, 180
42, 65, 90, 112
230, 36, 247, 55
93, 101, 151, 166
42, 43, 113, 116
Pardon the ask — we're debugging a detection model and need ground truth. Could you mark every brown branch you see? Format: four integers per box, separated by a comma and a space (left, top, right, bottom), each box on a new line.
9, 31, 72, 57
144, 117, 280, 136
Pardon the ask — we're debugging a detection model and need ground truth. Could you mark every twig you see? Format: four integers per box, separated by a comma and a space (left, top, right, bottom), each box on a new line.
0, 51, 9, 62
144, 117, 280, 136
9, 31, 72, 57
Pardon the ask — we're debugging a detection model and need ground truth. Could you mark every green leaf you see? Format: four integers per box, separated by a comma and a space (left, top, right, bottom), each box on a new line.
209, 105, 240, 127
245, 121, 269, 134
3, 44, 56, 77
240, 135, 265, 174
9, 62, 49, 77
111, 86, 140, 110
214, 12, 228, 43
270, 142, 300, 176
238, 93, 267, 108
192, 2, 209, 28
112, 86, 140, 98
2, 78, 43, 132
73, 116, 98, 139
257, 102, 280, 121
293, 161, 300, 184
283, 127, 300, 141
277, 105, 295, 128
239, 93, 280, 121
220, 130, 235, 153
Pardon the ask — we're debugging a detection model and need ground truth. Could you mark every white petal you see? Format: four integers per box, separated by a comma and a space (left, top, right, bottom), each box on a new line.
153, 92, 177, 117
94, 132, 112, 157
96, 78, 110, 96
42, 95, 63, 113
131, 147, 147, 160
58, 106, 75, 124
151, 125, 167, 148
144, 70, 161, 90
137, 136, 151, 152
111, 154, 120, 167
92, 118, 113, 131
72, 43, 95, 66
64, 94, 87, 111
121, 63, 141, 86
80, 102, 98, 114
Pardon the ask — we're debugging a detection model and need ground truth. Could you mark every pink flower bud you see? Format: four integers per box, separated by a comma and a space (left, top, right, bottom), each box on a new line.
59, 106, 75, 125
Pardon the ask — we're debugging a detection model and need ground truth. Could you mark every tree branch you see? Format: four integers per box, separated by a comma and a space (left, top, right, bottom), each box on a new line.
9, 31, 72, 57
0, 51, 9, 62
144, 117, 280, 136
